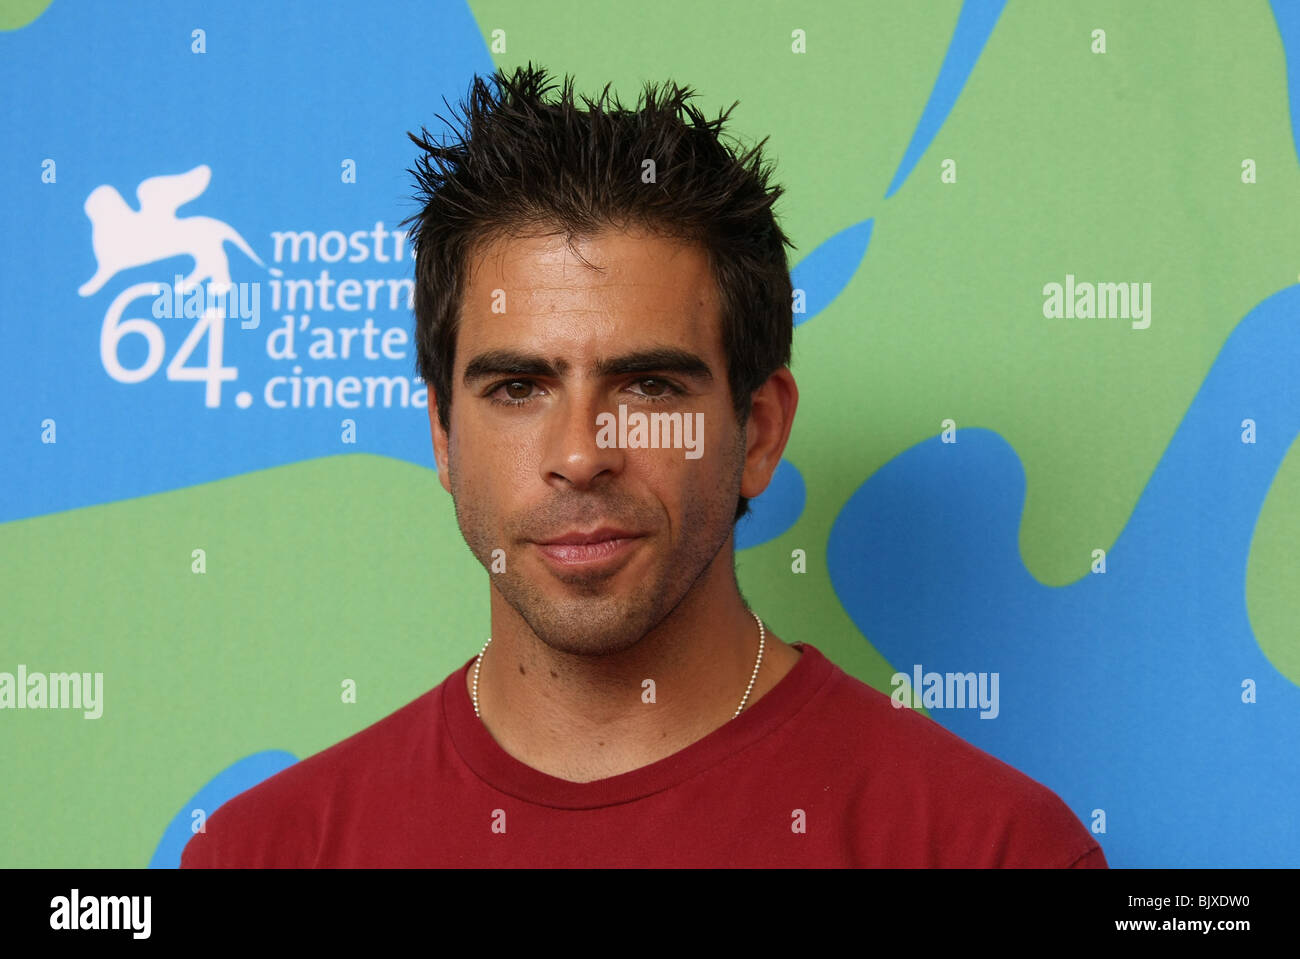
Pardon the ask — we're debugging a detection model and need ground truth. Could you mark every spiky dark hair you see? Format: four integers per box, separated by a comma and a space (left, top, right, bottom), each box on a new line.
403, 62, 794, 522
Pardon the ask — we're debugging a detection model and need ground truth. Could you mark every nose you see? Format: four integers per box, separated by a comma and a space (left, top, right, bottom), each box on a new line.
539, 389, 623, 490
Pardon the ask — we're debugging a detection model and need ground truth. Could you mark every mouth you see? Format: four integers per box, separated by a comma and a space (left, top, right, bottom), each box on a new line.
532, 528, 646, 569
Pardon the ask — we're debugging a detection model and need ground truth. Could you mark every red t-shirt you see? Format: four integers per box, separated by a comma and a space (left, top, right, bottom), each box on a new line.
181, 642, 1107, 868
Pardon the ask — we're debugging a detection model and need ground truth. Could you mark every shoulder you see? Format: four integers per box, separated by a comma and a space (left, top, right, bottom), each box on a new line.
181, 683, 444, 868
801, 649, 1105, 867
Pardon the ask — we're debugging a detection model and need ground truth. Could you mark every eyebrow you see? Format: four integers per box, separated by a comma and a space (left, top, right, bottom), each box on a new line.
461, 348, 715, 387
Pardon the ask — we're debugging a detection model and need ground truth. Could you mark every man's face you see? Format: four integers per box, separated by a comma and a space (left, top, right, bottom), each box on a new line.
430, 226, 747, 656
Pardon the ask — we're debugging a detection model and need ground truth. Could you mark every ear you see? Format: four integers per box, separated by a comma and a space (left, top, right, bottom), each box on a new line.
426, 388, 452, 494
740, 367, 798, 501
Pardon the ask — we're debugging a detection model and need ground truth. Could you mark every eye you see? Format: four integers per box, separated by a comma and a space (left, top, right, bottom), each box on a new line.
486, 377, 682, 408
628, 378, 680, 403
487, 379, 542, 407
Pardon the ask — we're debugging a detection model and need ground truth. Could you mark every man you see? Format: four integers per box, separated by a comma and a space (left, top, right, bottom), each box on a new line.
182, 64, 1106, 868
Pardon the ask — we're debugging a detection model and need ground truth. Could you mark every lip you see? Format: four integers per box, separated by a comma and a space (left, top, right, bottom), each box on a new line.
532, 528, 645, 570
536, 527, 640, 546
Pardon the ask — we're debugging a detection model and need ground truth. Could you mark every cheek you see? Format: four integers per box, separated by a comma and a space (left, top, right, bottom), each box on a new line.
641, 442, 732, 521
452, 410, 526, 479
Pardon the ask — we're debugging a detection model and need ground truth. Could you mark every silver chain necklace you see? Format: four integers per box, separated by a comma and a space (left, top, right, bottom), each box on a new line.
472, 610, 766, 721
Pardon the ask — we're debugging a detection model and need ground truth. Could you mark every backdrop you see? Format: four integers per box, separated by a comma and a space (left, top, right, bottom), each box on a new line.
3, 0, 1298, 868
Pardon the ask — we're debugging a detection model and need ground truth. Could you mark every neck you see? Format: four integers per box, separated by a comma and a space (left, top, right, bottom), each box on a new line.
468, 545, 800, 782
